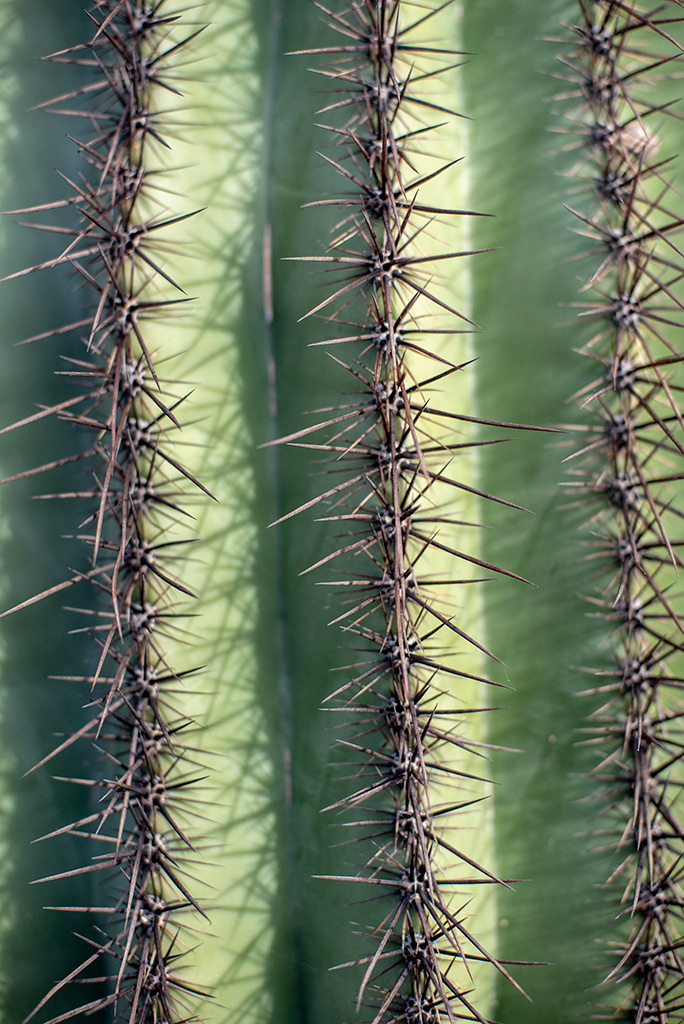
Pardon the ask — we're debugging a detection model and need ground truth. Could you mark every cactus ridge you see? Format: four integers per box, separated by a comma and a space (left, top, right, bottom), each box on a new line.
273, 2, 552, 1021
0, 3, 209, 1022
560, 2, 684, 1020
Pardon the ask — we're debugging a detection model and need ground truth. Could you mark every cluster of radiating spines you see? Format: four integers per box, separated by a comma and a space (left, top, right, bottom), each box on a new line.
559, 2, 684, 1020
1, 4, 207, 1022
275, 2, 539, 1021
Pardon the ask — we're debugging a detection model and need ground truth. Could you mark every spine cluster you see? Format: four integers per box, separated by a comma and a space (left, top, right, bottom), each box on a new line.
561, 2, 684, 1019
2, 4, 205, 1022
279, 2, 532, 1021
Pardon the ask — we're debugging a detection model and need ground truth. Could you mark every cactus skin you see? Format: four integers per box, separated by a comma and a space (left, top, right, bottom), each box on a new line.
0, 2, 684, 1024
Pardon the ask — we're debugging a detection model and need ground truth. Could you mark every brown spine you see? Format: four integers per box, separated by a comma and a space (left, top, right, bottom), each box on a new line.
561, 3, 684, 1020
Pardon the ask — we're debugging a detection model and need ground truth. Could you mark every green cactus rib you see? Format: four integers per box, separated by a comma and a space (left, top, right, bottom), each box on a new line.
560, 3, 684, 1020
265, 2, 557, 1021
0, 3, 212, 1020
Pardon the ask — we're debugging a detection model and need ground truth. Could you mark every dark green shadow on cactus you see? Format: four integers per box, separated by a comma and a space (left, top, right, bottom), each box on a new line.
464, 2, 618, 1021
0, 2, 113, 1019
264, 2, 399, 1019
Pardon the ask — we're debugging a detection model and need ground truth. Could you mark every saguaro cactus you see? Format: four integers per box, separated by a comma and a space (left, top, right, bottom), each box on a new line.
0, 2, 682, 1024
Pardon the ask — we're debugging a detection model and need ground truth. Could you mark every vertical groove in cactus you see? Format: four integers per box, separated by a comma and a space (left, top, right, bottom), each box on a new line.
560, 3, 684, 1020
140, 1, 297, 1018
